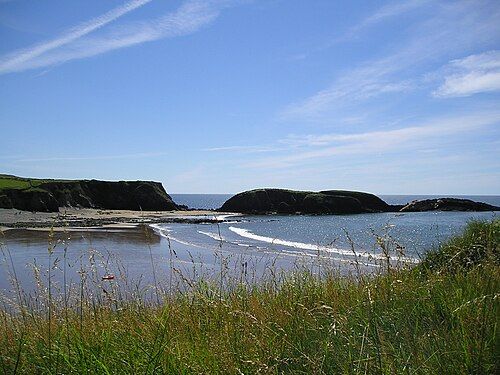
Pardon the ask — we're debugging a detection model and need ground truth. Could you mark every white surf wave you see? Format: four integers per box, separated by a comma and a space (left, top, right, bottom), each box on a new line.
198, 230, 265, 252
149, 224, 204, 248
229, 226, 418, 263
197, 230, 224, 241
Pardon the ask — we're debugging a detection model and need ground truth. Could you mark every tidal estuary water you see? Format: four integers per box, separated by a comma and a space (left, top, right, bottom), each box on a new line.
0, 195, 498, 297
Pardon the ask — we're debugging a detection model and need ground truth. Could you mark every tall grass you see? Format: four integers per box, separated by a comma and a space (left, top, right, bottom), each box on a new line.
0, 220, 498, 374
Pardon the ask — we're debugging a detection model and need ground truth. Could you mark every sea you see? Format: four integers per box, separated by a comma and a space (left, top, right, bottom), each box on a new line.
1, 195, 498, 295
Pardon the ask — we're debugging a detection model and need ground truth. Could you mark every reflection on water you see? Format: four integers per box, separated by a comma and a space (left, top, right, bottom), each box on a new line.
1, 227, 160, 296
1, 210, 497, 301
1, 226, 161, 245
0, 225, 323, 301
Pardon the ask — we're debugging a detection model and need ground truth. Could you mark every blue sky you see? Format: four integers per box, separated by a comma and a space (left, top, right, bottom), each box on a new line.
0, 0, 499, 194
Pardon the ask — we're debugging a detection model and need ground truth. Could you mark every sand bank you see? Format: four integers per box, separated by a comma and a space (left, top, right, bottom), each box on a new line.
0, 208, 235, 230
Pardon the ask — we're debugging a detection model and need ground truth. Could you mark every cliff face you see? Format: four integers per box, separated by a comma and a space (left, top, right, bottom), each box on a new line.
0, 179, 179, 212
0, 188, 59, 212
219, 189, 391, 214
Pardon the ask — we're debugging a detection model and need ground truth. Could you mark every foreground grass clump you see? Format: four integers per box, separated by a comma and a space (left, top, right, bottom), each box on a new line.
419, 219, 499, 273
1, 220, 499, 374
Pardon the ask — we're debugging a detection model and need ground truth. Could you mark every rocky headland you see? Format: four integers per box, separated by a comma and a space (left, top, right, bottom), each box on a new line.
219, 189, 398, 214
1, 175, 498, 216
399, 198, 499, 212
0, 175, 181, 212
218, 188, 499, 215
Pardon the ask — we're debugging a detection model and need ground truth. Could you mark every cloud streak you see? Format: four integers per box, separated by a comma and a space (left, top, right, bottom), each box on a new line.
247, 111, 500, 168
203, 145, 285, 153
341, 0, 432, 41
433, 50, 500, 97
0, 0, 153, 73
281, 1, 500, 120
0, 0, 229, 74
15, 152, 170, 163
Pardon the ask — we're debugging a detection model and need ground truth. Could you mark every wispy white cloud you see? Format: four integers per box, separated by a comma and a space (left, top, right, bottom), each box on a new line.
282, 76, 414, 120
249, 111, 500, 168
15, 152, 170, 163
203, 145, 284, 153
302, 0, 433, 56
0, 0, 231, 74
282, 1, 500, 120
362, 0, 430, 24
0, 0, 153, 73
340, 0, 432, 41
433, 50, 500, 97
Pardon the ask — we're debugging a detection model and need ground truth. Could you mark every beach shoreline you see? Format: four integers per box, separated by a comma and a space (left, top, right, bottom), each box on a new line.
0, 208, 235, 231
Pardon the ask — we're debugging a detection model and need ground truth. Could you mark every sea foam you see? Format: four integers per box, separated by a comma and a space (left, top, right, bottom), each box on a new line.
229, 226, 418, 263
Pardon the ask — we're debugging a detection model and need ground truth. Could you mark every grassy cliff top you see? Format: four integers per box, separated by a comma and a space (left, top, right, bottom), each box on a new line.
0, 175, 66, 192
0, 175, 162, 193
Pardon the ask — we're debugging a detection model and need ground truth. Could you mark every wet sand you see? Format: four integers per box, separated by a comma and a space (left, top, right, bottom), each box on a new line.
0, 208, 234, 230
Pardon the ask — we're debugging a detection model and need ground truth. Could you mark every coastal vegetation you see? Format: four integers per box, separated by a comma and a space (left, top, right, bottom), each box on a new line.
0, 174, 53, 191
0, 219, 498, 374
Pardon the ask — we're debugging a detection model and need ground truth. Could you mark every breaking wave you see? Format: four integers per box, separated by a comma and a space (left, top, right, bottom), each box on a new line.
228, 226, 418, 263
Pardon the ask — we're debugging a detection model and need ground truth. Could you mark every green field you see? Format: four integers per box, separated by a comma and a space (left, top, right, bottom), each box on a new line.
0, 175, 71, 193
0, 175, 46, 191
0, 220, 498, 374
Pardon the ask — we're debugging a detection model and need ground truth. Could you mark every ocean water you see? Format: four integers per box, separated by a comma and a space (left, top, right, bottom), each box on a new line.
1, 206, 498, 295
170, 194, 232, 209
155, 210, 498, 265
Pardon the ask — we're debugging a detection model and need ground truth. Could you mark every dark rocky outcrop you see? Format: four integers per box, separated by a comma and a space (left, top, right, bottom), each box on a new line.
319, 190, 394, 212
219, 189, 391, 214
0, 179, 179, 212
0, 189, 59, 212
219, 189, 500, 215
302, 194, 365, 214
220, 189, 305, 214
400, 198, 500, 212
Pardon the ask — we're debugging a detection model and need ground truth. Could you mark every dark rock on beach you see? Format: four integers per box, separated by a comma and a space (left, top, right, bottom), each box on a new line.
400, 198, 500, 212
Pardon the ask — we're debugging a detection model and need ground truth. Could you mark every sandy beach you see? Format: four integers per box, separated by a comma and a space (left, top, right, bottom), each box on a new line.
0, 208, 233, 231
